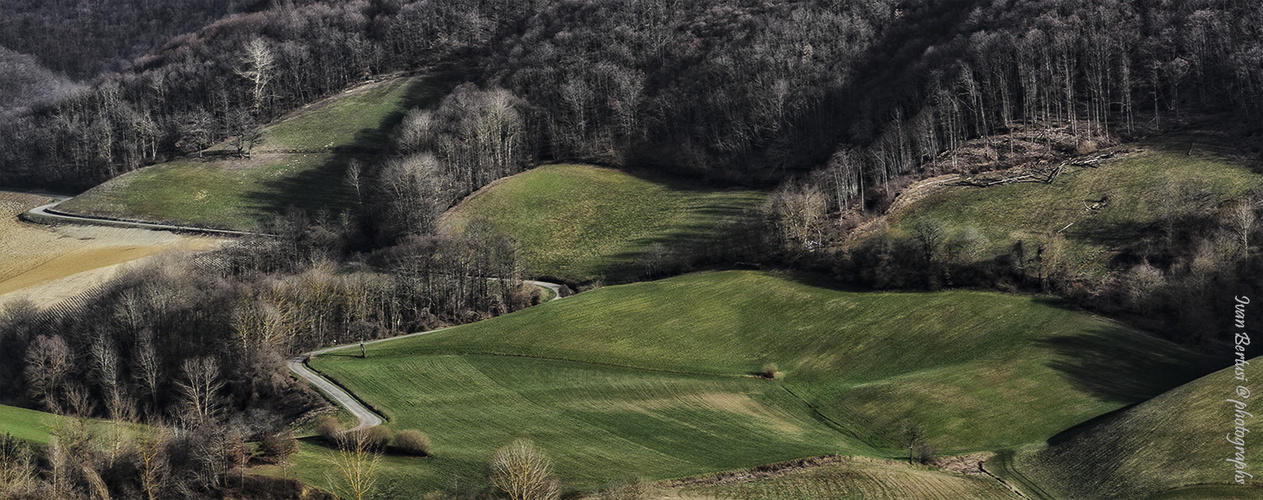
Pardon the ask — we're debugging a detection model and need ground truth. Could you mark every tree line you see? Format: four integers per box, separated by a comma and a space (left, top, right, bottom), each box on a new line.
0, 206, 541, 498
6, 0, 1262, 193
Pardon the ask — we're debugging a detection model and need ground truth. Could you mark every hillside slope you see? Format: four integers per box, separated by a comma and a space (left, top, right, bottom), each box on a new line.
60, 74, 449, 230
307, 270, 1211, 491
1015, 361, 1263, 499
440, 164, 765, 282
891, 143, 1262, 275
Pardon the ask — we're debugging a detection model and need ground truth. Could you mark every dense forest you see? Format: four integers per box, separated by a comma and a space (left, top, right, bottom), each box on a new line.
3, 0, 1262, 191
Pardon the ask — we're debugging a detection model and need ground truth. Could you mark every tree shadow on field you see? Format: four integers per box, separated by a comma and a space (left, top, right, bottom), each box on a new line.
604, 168, 767, 282
1036, 324, 1218, 405
239, 154, 361, 223
340, 72, 461, 154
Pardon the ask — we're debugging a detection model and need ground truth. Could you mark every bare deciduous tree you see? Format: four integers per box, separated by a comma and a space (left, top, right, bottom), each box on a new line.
133, 330, 162, 416
236, 37, 275, 116
766, 181, 827, 250
488, 439, 560, 500
24, 335, 72, 414
1227, 201, 1257, 253
177, 356, 225, 428
137, 427, 170, 500
329, 428, 381, 500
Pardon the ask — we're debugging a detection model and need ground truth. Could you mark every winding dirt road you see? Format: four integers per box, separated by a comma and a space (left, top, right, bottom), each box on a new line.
288, 279, 563, 431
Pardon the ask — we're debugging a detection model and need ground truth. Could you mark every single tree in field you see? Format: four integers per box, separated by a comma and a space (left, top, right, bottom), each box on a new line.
902, 421, 925, 464
236, 37, 275, 116
329, 429, 381, 500
489, 439, 560, 500
227, 109, 265, 158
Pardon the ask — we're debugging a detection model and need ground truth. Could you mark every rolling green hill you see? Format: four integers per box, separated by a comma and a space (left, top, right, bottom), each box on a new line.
439, 164, 765, 283
304, 270, 1210, 494
1011, 361, 1263, 499
892, 146, 1262, 275
61, 75, 450, 230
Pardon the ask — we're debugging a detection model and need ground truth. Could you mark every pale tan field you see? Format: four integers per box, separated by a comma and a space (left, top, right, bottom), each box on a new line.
0, 192, 223, 309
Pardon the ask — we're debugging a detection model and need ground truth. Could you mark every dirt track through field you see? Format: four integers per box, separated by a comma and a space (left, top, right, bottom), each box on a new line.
0, 192, 223, 309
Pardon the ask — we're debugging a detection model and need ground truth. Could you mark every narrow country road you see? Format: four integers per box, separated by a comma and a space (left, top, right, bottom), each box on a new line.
18, 190, 565, 432
288, 279, 563, 431
26, 197, 259, 237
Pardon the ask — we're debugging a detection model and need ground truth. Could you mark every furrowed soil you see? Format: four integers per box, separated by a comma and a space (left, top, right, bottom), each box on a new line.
0, 192, 223, 308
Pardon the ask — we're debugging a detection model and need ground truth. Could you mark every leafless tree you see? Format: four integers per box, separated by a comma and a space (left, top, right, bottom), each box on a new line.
24, 334, 72, 414
766, 181, 827, 250
177, 356, 225, 428
236, 37, 275, 116
137, 426, 171, 500
133, 330, 163, 417
328, 428, 381, 500
488, 439, 560, 500
1227, 201, 1257, 253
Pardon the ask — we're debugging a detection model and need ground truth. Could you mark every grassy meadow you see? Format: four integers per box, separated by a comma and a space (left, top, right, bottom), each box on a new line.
1011, 360, 1263, 498
440, 164, 765, 282
893, 148, 1263, 275
302, 270, 1211, 495
0, 404, 140, 446
62, 74, 450, 230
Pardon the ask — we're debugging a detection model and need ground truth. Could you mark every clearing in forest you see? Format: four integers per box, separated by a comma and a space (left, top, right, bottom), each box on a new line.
61, 74, 453, 230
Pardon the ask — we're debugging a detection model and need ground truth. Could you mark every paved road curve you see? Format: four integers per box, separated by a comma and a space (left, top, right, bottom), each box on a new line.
26, 197, 260, 237
18, 191, 566, 432
288, 279, 563, 431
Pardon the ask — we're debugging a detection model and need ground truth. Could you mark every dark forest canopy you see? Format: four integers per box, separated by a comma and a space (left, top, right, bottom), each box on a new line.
0, 0, 1261, 193
0, 0, 282, 79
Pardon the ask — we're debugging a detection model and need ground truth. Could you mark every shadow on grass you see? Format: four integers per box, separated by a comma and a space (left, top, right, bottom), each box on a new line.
239, 154, 361, 222
339, 72, 461, 154
1062, 217, 1152, 250
601, 171, 766, 282
1037, 326, 1217, 405
236, 73, 470, 223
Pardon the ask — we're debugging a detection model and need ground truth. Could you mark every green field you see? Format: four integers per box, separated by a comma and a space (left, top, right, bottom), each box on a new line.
672, 457, 1018, 499
302, 270, 1209, 495
62, 74, 449, 230
59, 153, 351, 230
440, 164, 766, 282
0, 404, 64, 443
1010, 361, 1263, 499
294, 355, 854, 493
0, 403, 135, 445
894, 148, 1262, 274
247, 76, 442, 153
